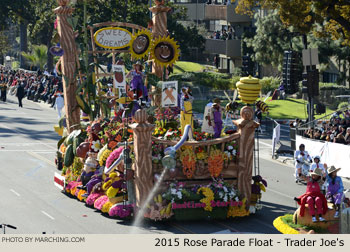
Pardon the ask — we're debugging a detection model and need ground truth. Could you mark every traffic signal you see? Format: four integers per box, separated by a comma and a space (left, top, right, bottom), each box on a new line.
315, 103, 326, 114
311, 68, 319, 96
301, 67, 319, 97
283, 51, 302, 94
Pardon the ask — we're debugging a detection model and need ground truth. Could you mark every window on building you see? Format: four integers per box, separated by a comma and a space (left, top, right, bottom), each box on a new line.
322, 72, 339, 83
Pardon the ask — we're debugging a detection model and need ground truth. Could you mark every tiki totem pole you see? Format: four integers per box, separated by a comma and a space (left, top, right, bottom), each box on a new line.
149, 0, 171, 78
54, 0, 80, 132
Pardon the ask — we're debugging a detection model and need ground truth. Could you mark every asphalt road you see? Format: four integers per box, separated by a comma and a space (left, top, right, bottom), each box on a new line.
1, 95, 349, 234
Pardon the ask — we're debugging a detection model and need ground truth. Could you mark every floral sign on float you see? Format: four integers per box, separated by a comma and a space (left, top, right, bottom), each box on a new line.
94, 27, 132, 49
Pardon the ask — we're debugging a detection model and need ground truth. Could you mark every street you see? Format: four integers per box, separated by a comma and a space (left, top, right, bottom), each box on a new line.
1, 95, 349, 234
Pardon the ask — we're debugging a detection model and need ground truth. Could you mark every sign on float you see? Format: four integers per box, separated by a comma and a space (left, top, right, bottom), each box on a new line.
94, 27, 132, 49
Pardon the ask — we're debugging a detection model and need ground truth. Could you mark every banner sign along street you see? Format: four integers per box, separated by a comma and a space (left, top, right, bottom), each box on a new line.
94, 27, 132, 49
112, 64, 126, 89
161, 81, 178, 107
272, 123, 280, 158
54, 172, 66, 190
296, 135, 350, 177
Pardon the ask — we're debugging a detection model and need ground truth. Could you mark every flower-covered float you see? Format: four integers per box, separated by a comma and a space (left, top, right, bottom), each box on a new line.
55, 102, 267, 221
52, 0, 267, 221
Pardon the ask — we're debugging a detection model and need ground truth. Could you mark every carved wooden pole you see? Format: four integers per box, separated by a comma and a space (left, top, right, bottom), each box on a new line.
54, 0, 80, 133
130, 109, 155, 208
149, 0, 171, 78
233, 106, 259, 209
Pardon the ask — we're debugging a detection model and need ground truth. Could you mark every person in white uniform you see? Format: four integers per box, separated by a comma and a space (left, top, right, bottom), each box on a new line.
201, 100, 215, 134
309, 155, 327, 174
54, 93, 64, 119
310, 155, 327, 192
294, 144, 312, 183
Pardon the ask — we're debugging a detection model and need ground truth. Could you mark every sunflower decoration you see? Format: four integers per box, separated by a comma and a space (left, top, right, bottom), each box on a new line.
129, 29, 153, 60
150, 35, 180, 68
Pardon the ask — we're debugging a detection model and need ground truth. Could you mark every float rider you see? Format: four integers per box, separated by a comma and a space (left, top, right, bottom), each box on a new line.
294, 144, 312, 183
208, 98, 223, 138
295, 168, 328, 222
310, 155, 327, 193
325, 166, 344, 218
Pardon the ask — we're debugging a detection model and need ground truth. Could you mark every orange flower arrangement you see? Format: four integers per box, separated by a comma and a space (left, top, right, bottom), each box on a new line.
179, 146, 196, 178
182, 155, 196, 178
208, 149, 225, 177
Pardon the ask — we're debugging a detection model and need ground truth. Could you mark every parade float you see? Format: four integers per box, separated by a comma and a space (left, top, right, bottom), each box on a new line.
52, 0, 268, 222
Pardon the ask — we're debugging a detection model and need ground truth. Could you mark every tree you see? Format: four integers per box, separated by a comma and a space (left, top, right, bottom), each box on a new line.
244, 11, 297, 71
0, 31, 10, 64
234, 0, 350, 46
245, 10, 349, 83
27, 0, 57, 72
22, 45, 48, 70
1, 0, 37, 68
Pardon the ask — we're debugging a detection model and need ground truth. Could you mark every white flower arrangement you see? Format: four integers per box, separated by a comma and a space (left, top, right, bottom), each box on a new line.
91, 140, 101, 152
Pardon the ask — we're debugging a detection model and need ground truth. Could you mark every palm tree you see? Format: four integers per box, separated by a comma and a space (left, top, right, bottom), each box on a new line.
22, 44, 48, 70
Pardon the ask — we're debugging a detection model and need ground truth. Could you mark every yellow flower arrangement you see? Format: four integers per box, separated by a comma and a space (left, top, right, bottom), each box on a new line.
101, 201, 114, 213
77, 190, 87, 201
70, 186, 77, 196
195, 147, 208, 160
106, 187, 119, 198
99, 149, 112, 167
227, 197, 250, 218
273, 216, 299, 234
102, 180, 113, 191
109, 172, 118, 179
153, 126, 167, 136
197, 187, 214, 212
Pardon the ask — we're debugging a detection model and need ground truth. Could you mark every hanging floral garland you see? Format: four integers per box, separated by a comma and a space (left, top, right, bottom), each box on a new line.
179, 146, 196, 178
208, 148, 227, 177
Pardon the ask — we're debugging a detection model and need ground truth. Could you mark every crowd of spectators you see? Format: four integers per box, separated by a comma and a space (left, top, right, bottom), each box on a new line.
0, 65, 63, 107
206, 0, 232, 5
302, 110, 350, 145
208, 27, 237, 40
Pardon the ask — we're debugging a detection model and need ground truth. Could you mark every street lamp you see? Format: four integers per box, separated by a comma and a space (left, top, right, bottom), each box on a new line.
196, 0, 198, 27
0, 224, 17, 234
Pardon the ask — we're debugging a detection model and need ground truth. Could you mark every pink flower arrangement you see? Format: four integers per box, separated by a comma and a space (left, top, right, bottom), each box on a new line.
105, 146, 124, 168
65, 181, 81, 193
94, 195, 109, 210
109, 203, 134, 218
86, 193, 104, 206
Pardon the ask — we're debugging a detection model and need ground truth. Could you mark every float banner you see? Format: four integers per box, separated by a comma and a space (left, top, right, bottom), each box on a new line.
161, 81, 178, 107
296, 135, 350, 177
272, 123, 280, 158
54, 172, 65, 190
112, 65, 126, 89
